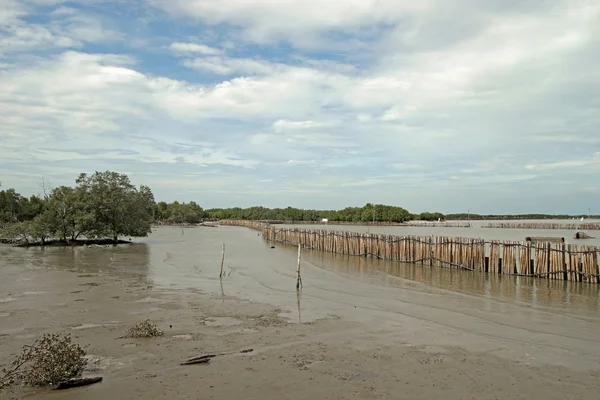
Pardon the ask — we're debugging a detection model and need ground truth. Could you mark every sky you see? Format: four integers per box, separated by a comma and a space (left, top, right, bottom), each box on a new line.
0, 0, 599, 214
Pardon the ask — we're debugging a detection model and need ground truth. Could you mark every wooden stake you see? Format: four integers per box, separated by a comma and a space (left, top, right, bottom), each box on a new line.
296, 243, 303, 290
219, 243, 225, 278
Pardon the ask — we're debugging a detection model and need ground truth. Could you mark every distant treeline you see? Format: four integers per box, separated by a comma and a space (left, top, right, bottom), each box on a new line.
152, 203, 427, 223
154, 201, 206, 224
203, 204, 425, 223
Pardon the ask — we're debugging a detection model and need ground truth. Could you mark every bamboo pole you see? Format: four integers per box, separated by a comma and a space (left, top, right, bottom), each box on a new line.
219, 243, 225, 278
296, 243, 303, 290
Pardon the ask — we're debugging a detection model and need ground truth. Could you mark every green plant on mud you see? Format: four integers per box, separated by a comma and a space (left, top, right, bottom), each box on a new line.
124, 320, 164, 338
1, 333, 86, 388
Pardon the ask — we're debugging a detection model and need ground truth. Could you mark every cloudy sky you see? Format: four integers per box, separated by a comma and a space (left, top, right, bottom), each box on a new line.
1, 0, 599, 214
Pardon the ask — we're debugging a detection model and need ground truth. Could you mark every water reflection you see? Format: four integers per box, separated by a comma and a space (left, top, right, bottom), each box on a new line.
296, 289, 302, 324
0, 243, 151, 283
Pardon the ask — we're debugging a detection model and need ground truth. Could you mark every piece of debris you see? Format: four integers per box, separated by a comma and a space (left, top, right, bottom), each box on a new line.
55, 376, 103, 390
574, 231, 595, 239
180, 356, 214, 365
180, 348, 254, 366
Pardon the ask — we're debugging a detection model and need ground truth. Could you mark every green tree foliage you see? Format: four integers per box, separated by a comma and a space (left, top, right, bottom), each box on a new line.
154, 201, 205, 224
0, 172, 155, 244
418, 212, 445, 221
44, 186, 90, 242
75, 171, 155, 241
204, 203, 412, 223
0, 189, 42, 223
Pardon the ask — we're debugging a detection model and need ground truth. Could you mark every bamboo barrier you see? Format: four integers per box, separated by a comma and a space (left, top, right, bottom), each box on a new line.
221, 220, 600, 284
485, 222, 600, 230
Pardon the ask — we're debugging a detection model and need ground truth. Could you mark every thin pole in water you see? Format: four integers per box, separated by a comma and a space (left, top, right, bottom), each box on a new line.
296, 243, 303, 290
219, 243, 225, 278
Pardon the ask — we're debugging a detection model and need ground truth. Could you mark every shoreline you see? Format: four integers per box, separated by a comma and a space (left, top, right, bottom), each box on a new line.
0, 238, 133, 247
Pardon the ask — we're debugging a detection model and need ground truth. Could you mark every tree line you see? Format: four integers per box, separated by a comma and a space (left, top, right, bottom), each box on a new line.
200, 204, 442, 223
0, 171, 155, 245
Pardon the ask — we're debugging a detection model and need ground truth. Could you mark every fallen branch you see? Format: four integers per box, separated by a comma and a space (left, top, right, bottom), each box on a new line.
180, 348, 253, 366
55, 377, 103, 390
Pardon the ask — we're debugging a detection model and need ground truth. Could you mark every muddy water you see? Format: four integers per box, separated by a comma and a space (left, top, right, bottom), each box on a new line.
2, 225, 600, 372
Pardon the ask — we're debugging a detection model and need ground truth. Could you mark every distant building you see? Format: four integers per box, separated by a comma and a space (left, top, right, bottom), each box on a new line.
321, 218, 328, 223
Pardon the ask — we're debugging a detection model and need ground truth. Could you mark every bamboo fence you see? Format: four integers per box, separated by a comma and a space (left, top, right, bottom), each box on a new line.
484, 222, 600, 230
221, 220, 600, 284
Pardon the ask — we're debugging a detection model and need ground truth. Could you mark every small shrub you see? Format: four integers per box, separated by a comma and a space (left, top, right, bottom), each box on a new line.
1, 333, 86, 388
124, 320, 163, 338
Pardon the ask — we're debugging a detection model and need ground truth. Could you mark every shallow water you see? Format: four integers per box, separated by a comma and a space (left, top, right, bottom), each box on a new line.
1, 225, 600, 370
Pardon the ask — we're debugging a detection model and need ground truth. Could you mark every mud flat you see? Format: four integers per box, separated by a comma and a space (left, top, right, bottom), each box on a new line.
1, 227, 600, 399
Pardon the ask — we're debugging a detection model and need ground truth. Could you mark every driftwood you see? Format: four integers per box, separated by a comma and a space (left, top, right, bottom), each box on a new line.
181, 349, 253, 365
55, 376, 103, 390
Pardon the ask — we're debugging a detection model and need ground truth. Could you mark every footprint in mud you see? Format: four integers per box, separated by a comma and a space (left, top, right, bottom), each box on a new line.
79, 282, 100, 287
71, 321, 120, 330
0, 327, 25, 336
71, 290, 83, 294
84, 354, 133, 372
204, 317, 243, 327
78, 274, 97, 278
172, 334, 193, 340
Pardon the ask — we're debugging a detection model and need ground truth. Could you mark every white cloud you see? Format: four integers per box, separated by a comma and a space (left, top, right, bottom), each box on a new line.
525, 153, 600, 171
169, 42, 223, 55
148, 0, 436, 49
0, 1, 120, 56
0, 0, 27, 26
272, 119, 328, 133
183, 56, 279, 75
